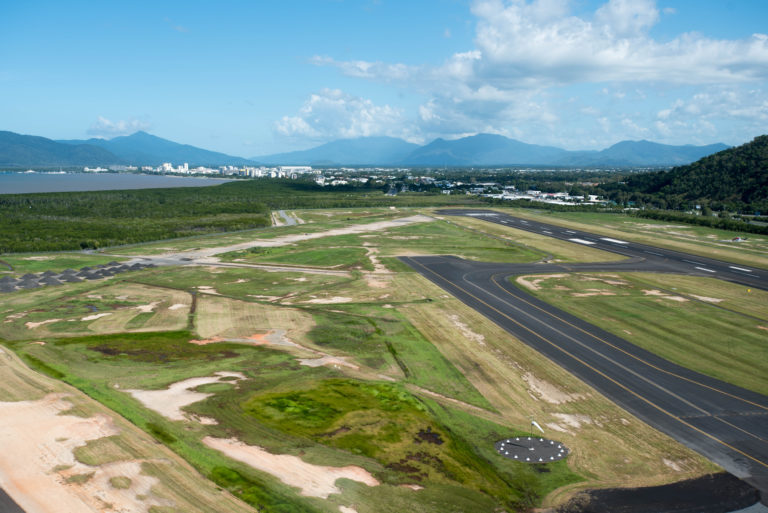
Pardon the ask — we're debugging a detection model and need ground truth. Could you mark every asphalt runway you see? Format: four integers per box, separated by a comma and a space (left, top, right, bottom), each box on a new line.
0, 488, 24, 513
400, 209, 768, 497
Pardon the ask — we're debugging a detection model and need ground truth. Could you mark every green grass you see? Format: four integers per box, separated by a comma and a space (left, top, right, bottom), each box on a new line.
0, 253, 127, 276
514, 272, 768, 395
131, 266, 351, 300
225, 246, 372, 270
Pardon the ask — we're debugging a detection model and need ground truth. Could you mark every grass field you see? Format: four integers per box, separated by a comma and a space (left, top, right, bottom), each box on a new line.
513, 272, 768, 395
0, 253, 128, 276
494, 208, 768, 269
0, 207, 734, 512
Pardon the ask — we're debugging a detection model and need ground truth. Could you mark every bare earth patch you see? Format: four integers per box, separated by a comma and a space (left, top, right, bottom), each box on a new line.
125, 372, 245, 422
168, 303, 187, 310
203, 437, 379, 499
516, 274, 567, 291
305, 296, 352, 304
0, 393, 171, 513
523, 373, 585, 404
449, 314, 485, 346
81, 313, 112, 321
551, 413, 593, 431
134, 301, 160, 313
297, 355, 359, 370
25, 319, 62, 329
690, 295, 723, 303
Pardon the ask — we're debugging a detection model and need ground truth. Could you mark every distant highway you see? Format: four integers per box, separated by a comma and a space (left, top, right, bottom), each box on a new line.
400, 209, 768, 497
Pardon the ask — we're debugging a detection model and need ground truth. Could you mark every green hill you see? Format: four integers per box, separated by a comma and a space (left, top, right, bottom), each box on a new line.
627, 135, 768, 211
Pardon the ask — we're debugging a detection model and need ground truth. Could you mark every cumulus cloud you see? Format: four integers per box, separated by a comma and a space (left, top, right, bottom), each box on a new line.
303, 0, 768, 147
274, 89, 412, 142
87, 116, 151, 137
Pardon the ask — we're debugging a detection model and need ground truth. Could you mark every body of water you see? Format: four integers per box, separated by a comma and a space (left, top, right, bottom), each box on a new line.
0, 172, 234, 194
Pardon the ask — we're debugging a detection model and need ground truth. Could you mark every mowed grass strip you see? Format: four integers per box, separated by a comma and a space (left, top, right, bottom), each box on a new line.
514, 272, 768, 395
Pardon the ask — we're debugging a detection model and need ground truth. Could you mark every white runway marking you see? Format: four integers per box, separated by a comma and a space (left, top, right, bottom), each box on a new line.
569, 238, 596, 245
729, 266, 752, 272
695, 266, 716, 273
600, 237, 628, 244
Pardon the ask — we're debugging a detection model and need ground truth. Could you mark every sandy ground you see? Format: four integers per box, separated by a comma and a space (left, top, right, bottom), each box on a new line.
167, 214, 433, 261
134, 301, 160, 313
523, 373, 585, 404
298, 355, 360, 370
203, 437, 379, 499
449, 314, 486, 346
125, 372, 245, 422
516, 274, 568, 291
0, 393, 171, 513
81, 313, 112, 321
168, 303, 187, 310
25, 319, 61, 329
305, 296, 352, 304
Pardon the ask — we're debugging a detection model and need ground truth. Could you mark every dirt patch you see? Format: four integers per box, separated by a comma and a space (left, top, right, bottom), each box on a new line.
298, 356, 359, 370
25, 319, 62, 329
664, 296, 689, 302
758, 326, 768, 332
0, 393, 172, 513
125, 372, 245, 422
81, 313, 112, 321
134, 301, 160, 313
662, 458, 682, 472
364, 274, 390, 289
399, 484, 424, 490
690, 295, 723, 303
305, 296, 352, 304
189, 336, 226, 345
449, 314, 485, 346
363, 245, 388, 274
21, 256, 53, 261
168, 303, 187, 310
642, 289, 666, 296
516, 274, 568, 291
551, 413, 592, 431
203, 437, 379, 499
571, 292, 616, 297
523, 373, 585, 404
196, 286, 221, 295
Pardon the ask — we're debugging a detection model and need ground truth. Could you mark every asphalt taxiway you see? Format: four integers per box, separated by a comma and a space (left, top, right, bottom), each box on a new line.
400, 209, 768, 497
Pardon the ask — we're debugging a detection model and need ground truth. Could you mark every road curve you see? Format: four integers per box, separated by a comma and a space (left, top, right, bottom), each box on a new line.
400, 209, 768, 497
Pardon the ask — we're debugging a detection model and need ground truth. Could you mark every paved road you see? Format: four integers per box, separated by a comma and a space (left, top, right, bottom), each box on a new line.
401, 209, 768, 497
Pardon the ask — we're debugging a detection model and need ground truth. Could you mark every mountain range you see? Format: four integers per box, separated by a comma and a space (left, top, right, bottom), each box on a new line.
0, 130, 730, 168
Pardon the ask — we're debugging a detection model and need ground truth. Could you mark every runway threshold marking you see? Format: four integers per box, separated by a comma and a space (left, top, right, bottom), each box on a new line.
488, 274, 768, 413
401, 257, 768, 470
569, 238, 596, 245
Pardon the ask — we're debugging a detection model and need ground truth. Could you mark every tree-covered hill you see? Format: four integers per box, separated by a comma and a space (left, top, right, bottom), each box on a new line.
624, 135, 768, 212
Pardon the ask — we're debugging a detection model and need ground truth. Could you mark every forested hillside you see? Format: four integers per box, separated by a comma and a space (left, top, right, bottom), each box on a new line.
624, 135, 768, 211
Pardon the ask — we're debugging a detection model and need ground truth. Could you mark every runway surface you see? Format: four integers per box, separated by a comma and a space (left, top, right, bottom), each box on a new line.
0, 488, 24, 513
401, 209, 768, 496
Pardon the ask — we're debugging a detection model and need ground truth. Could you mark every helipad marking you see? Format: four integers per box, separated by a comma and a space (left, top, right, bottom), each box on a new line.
600, 237, 628, 244
569, 238, 596, 245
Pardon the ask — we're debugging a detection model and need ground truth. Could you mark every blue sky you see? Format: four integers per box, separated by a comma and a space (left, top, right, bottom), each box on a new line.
2, 0, 767, 157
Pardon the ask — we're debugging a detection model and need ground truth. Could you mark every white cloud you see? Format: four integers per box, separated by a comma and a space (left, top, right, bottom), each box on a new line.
87, 116, 151, 137
302, 0, 768, 147
274, 89, 414, 142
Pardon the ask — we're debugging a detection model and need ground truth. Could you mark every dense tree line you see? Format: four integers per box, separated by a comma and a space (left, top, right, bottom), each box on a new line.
0, 180, 480, 253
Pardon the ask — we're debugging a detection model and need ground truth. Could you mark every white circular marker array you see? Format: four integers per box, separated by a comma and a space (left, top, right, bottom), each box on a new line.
494, 437, 569, 463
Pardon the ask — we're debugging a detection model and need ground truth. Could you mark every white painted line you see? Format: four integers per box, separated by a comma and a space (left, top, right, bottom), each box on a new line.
565, 230, 576, 234
569, 238, 596, 245
684, 259, 705, 265
729, 266, 752, 272
467, 213, 498, 216
695, 266, 716, 273
542, 230, 552, 234
644, 250, 663, 256
520, 220, 529, 224
600, 237, 629, 244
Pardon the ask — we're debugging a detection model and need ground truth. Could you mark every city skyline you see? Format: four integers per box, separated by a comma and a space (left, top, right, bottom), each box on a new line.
2, 0, 767, 157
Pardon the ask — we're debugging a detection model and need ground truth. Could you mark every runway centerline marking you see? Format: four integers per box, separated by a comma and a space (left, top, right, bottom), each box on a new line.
729, 266, 752, 272
695, 266, 716, 273
488, 274, 768, 413
401, 256, 768, 470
